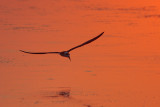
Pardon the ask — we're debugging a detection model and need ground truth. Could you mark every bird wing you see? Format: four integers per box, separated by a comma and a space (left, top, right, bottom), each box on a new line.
67, 32, 104, 52
19, 50, 59, 54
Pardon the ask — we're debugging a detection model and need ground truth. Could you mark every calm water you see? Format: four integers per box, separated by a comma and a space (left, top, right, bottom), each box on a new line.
0, 0, 160, 107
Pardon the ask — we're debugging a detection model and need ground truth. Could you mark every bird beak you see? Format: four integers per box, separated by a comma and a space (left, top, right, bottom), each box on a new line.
68, 56, 71, 61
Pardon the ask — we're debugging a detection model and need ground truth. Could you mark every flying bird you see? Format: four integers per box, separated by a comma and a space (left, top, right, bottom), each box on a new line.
20, 32, 104, 61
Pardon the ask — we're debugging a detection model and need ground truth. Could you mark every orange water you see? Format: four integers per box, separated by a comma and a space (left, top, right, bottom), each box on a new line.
0, 0, 160, 107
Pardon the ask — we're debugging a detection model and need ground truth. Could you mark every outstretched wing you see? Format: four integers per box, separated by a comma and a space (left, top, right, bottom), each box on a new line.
67, 32, 104, 52
19, 50, 59, 54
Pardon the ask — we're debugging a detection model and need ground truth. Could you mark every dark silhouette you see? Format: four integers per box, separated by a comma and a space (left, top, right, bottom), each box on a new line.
20, 32, 104, 61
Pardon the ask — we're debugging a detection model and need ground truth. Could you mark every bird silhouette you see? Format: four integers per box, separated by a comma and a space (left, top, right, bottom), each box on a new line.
20, 32, 104, 61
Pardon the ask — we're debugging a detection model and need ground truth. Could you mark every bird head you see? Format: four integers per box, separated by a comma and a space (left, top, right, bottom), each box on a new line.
68, 55, 71, 61
65, 52, 71, 61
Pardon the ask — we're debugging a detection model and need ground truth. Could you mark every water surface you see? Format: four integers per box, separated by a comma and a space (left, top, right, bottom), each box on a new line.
0, 0, 160, 107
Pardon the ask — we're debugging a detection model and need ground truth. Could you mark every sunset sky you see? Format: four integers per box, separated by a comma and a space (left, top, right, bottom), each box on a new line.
0, 0, 160, 107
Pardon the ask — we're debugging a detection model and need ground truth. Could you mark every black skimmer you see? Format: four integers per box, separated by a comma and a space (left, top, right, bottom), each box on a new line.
20, 32, 104, 61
